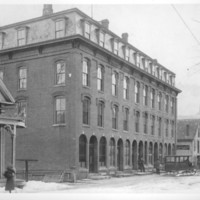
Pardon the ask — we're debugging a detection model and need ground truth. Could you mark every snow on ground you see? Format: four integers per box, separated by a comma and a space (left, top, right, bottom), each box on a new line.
1, 174, 200, 194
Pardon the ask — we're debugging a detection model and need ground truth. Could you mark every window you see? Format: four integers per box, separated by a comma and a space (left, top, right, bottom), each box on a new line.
113, 40, 118, 55
125, 48, 130, 61
165, 95, 169, 113
123, 108, 129, 131
79, 135, 87, 168
18, 67, 27, 90
17, 100, 27, 124
171, 97, 175, 115
151, 115, 155, 135
148, 62, 153, 74
135, 111, 140, 132
97, 101, 104, 127
151, 88, 155, 108
171, 121, 174, 137
141, 57, 145, 69
0, 70, 3, 80
82, 97, 90, 125
158, 117, 162, 137
133, 52, 137, 65
55, 61, 65, 85
82, 58, 90, 86
125, 140, 130, 166
17, 29, 26, 46
99, 31, 105, 47
112, 105, 118, 129
156, 67, 160, 78
165, 119, 169, 137
123, 76, 129, 100
85, 22, 90, 39
112, 72, 118, 96
143, 85, 148, 106
136, 53, 140, 67
135, 81, 140, 103
55, 96, 65, 124
110, 138, 115, 166
0, 32, 5, 50
143, 112, 148, 134
158, 92, 162, 110
97, 65, 104, 91
186, 124, 189, 136
99, 137, 106, 167
55, 20, 65, 38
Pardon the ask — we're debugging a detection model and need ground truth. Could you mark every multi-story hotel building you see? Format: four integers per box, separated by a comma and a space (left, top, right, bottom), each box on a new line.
0, 5, 181, 179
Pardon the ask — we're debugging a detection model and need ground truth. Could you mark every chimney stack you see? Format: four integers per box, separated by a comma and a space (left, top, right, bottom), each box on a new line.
101, 19, 109, 29
43, 4, 53, 16
122, 33, 128, 43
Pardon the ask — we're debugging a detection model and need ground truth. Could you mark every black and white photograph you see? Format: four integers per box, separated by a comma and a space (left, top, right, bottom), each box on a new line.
0, 0, 200, 199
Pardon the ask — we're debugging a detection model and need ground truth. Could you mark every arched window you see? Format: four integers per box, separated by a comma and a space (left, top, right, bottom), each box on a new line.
112, 72, 118, 96
97, 101, 104, 127
82, 58, 90, 86
158, 92, 162, 110
135, 111, 140, 132
99, 137, 106, 167
135, 81, 140, 103
112, 105, 118, 129
82, 96, 90, 125
109, 138, 115, 166
125, 140, 130, 166
143, 112, 148, 134
55, 61, 65, 85
123, 108, 129, 131
143, 85, 148, 106
79, 135, 87, 168
97, 65, 104, 91
123, 76, 129, 100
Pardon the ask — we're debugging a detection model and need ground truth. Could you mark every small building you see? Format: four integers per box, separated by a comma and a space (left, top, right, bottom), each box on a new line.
177, 118, 200, 168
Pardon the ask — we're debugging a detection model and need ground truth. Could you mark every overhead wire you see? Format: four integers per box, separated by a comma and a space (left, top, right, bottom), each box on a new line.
171, 4, 200, 46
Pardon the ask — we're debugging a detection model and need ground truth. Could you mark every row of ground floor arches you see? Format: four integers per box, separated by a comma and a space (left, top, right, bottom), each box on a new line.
79, 134, 175, 173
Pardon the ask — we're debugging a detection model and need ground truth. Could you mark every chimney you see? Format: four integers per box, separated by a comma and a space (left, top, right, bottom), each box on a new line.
101, 19, 109, 29
43, 4, 53, 16
122, 33, 128, 43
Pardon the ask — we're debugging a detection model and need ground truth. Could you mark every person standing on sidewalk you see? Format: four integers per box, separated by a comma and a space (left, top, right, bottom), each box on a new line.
155, 159, 160, 174
3, 166, 16, 193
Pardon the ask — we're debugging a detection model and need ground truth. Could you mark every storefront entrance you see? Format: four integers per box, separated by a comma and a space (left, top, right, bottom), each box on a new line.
117, 139, 123, 171
89, 136, 98, 173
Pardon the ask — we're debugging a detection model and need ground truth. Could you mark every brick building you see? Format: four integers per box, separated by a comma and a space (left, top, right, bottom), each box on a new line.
0, 5, 181, 179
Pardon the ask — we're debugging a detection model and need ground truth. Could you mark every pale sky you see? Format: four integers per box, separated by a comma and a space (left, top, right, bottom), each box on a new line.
0, 1, 200, 117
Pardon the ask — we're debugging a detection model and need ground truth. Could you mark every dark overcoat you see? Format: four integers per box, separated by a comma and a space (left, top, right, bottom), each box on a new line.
3, 168, 15, 191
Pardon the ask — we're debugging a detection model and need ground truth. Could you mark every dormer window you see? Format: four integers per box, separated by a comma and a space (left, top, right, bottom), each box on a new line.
99, 31, 105, 47
85, 22, 91, 39
113, 39, 119, 55
0, 32, 5, 50
55, 19, 65, 38
125, 47, 130, 61
148, 62, 152, 74
186, 124, 189, 136
16, 26, 29, 46
17, 29, 26, 46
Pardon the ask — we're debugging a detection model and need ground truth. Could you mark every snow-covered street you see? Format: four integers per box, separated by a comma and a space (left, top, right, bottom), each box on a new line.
1, 174, 200, 200
1, 173, 200, 193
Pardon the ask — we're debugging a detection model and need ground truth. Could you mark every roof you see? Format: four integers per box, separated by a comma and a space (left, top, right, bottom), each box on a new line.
177, 119, 200, 140
0, 7, 176, 76
0, 78, 15, 105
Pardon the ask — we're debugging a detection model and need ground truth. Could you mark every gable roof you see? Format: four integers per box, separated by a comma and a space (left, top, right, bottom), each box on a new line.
177, 119, 200, 140
0, 78, 15, 105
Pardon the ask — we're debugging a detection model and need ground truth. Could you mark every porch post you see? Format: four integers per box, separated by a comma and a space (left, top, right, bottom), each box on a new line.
11, 125, 16, 170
